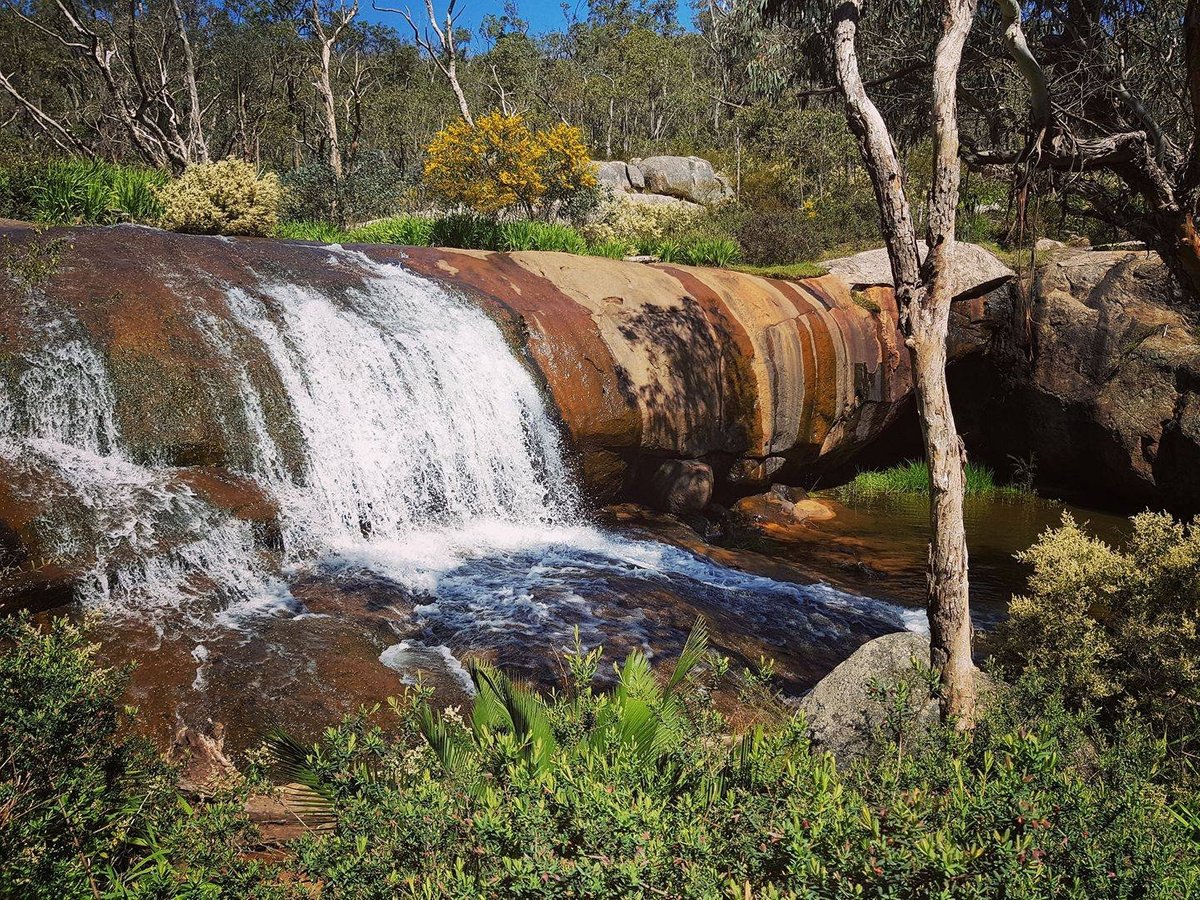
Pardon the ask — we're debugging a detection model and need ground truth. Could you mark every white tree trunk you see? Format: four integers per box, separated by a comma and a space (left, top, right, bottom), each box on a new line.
830, 0, 978, 724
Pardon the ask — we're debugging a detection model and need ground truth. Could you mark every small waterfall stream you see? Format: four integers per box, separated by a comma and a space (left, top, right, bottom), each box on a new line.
217, 254, 577, 551
1, 247, 920, 724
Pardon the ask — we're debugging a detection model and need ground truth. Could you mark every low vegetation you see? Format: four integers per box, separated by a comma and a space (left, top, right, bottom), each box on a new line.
275, 212, 742, 267
998, 511, 1200, 744
836, 460, 1021, 500
735, 261, 829, 280
155, 158, 282, 237
0, 159, 166, 226
5, 509, 1200, 898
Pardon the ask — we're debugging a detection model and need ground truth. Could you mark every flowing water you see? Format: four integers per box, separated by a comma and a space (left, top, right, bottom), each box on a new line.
4, 250, 931, 745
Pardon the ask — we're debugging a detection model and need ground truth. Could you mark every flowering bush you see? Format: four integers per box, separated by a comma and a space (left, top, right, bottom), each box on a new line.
423, 113, 595, 218
582, 192, 704, 251
157, 158, 281, 236
997, 511, 1200, 738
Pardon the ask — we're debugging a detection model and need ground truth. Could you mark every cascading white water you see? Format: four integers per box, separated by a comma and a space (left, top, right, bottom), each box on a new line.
0, 290, 286, 624
218, 252, 577, 555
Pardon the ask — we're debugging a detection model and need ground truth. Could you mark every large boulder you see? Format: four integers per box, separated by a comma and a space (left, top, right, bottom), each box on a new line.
591, 160, 645, 194
1002, 246, 1200, 512
824, 242, 1015, 299
0, 224, 1010, 516
634, 458, 714, 514
800, 631, 935, 764
632, 156, 734, 205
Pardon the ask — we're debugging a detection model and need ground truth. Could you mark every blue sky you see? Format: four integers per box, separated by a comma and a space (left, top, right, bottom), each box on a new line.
360, 0, 686, 42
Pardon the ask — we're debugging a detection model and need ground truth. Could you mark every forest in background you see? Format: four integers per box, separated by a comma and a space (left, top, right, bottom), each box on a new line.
1, 0, 1186, 267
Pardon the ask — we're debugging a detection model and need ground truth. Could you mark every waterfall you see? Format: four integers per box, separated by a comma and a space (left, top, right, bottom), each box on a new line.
2, 245, 920, 677
1, 249, 582, 626
0, 285, 287, 624
218, 252, 577, 555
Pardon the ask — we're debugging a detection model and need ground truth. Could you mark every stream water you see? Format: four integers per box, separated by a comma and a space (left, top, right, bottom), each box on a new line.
2, 250, 950, 747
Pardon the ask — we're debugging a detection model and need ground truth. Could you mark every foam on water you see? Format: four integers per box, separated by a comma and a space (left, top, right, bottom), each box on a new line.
0, 293, 288, 625
219, 253, 576, 554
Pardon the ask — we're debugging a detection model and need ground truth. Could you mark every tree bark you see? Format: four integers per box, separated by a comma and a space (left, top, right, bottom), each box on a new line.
311, 0, 356, 179
831, 0, 977, 724
1157, 210, 1200, 300
920, 0, 978, 725
375, 0, 473, 124
169, 0, 209, 163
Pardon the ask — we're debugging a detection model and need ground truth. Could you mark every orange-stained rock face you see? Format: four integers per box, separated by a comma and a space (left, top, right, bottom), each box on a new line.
0, 223, 1006, 507
365, 246, 970, 495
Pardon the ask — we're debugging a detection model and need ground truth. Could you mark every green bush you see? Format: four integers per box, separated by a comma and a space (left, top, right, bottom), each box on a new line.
495, 219, 588, 253
276, 219, 346, 243
587, 238, 629, 259
259, 624, 1197, 898
0, 613, 284, 899
157, 158, 281, 236
428, 212, 496, 249
2, 614, 1197, 897
582, 192, 705, 248
0, 159, 167, 225
680, 236, 739, 267
997, 511, 1200, 741
279, 153, 410, 226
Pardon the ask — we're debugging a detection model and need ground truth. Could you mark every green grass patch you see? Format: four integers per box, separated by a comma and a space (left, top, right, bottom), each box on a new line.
734, 260, 828, 279
836, 459, 1024, 500
274, 214, 752, 266
0, 158, 167, 225
346, 215, 435, 246
275, 219, 346, 242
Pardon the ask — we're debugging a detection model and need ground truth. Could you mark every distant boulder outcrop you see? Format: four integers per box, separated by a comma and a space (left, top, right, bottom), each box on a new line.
590, 155, 733, 206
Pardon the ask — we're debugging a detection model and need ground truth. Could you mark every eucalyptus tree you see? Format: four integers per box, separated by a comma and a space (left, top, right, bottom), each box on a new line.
0, 0, 214, 171
964, 0, 1200, 298
761, 0, 980, 723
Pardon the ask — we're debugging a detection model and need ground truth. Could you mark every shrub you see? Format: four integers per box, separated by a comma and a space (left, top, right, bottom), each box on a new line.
157, 158, 281, 236
495, 219, 588, 253
587, 238, 629, 259
428, 212, 496, 249
423, 113, 596, 218
997, 511, 1200, 740
279, 152, 409, 226
680, 236, 739, 267
275, 219, 346, 243
2, 614, 1198, 896
0, 159, 167, 225
582, 192, 704, 249
262, 624, 1198, 898
0, 613, 284, 898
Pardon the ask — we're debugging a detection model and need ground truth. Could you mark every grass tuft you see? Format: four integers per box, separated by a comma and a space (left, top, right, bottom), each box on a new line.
733, 260, 828, 279
836, 459, 1024, 500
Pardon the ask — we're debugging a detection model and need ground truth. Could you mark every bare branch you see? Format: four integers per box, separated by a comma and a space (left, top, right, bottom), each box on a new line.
0, 70, 91, 156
